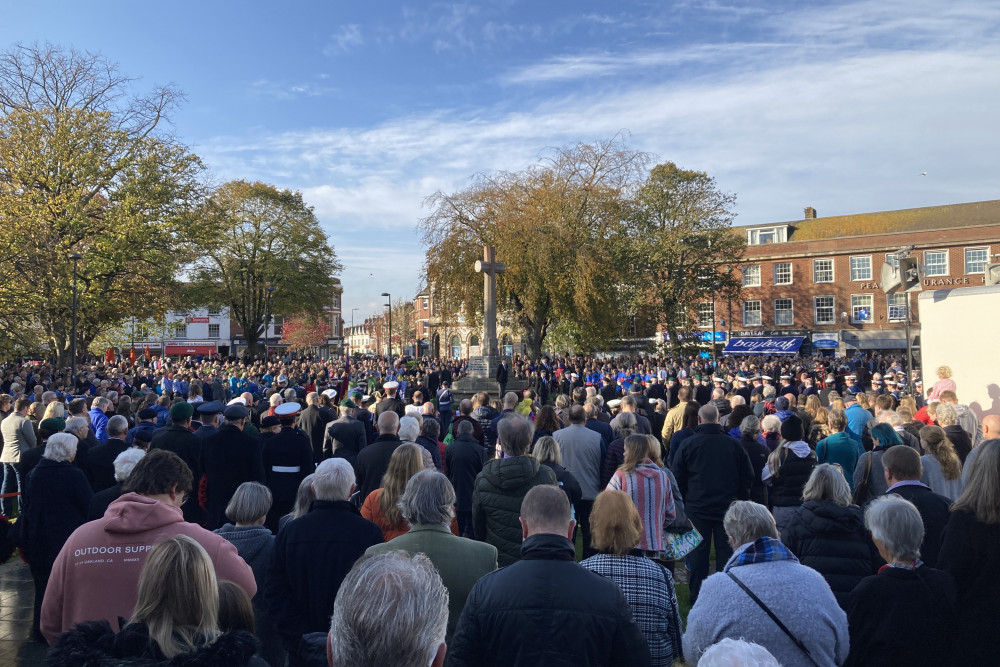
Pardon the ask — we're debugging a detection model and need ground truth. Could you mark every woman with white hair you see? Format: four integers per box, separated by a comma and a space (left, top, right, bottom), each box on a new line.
781, 464, 878, 609
933, 402, 971, 464
845, 495, 956, 666
88, 447, 146, 520
21, 432, 93, 640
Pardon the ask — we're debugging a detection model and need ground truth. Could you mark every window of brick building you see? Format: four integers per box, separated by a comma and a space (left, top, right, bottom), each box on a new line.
774, 299, 794, 326
208, 323, 220, 338
773, 262, 792, 285
851, 295, 873, 323
887, 294, 908, 321
924, 250, 948, 276
743, 300, 762, 326
850, 256, 872, 281
965, 247, 989, 274
814, 296, 835, 325
697, 303, 714, 328
742, 264, 761, 287
813, 259, 834, 283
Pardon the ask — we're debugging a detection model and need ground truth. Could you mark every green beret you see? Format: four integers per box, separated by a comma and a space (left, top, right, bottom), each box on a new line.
170, 401, 195, 421
40, 417, 66, 433
340, 398, 357, 409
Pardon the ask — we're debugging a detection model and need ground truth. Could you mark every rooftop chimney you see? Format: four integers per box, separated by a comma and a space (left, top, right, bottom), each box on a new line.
804, 206, 817, 219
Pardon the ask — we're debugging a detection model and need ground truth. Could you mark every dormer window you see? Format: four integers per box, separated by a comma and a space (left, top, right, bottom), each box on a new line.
747, 226, 787, 245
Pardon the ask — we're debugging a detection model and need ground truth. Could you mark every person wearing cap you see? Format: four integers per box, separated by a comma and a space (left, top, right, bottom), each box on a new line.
376, 380, 406, 420
299, 392, 335, 465
323, 398, 367, 471
149, 401, 204, 524
260, 415, 281, 437
125, 406, 158, 446
202, 403, 266, 530
263, 401, 315, 532
778, 374, 798, 398
193, 400, 225, 440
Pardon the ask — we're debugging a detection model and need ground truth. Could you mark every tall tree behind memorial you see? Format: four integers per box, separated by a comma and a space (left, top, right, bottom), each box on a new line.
627, 162, 744, 352
421, 138, 647, 358
187, 180, 341, 357
0, 43, 203, 364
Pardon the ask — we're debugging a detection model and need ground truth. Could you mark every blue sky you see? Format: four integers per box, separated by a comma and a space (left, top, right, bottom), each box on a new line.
4, 1, 1000, 322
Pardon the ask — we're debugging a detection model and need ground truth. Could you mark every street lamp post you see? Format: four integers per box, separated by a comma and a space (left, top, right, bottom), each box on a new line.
265, 286, 276, 359
381, 293, 392, 370
350, 307, 358, 356
69, 253, 82, 380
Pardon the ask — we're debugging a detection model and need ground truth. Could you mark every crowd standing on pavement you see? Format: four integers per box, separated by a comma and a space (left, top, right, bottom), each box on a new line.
0, 348, 997, 666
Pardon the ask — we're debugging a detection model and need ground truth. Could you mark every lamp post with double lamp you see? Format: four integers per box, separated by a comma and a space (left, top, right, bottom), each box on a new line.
381, 293, 392, 371
264, 286, 276, 358
70, 252, 82, 380
350, 307, 359, 355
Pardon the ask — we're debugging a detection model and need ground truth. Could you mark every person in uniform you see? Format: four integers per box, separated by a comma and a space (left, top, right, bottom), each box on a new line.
323, 398, 367, 472
202, 403, 265, 530
193, 401, 224, 439
262, 402, 314, 532
375, 381, 406, 419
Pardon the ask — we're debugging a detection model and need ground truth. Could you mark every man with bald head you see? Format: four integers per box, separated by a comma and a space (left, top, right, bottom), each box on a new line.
672, 402, 754, 604
356, 411, 402, 504
964, 415, 1000, 482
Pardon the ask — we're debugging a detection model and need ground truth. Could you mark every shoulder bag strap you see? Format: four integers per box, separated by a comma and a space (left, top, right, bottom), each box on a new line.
727, 572, 821, 667
656, 561, 684, 663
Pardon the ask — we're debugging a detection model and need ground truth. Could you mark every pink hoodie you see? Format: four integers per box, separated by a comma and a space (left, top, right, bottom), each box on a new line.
40, 492, 256, 645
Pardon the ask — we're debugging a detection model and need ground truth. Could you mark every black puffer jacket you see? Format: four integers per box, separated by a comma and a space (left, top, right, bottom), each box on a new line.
782, 500, 879, 608
767, 446, 817, 508
47, 619, 264, 666
472, 456, 557, 566
447, 534, 650, 667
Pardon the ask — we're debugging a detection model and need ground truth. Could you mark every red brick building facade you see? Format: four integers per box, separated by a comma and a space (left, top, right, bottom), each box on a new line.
710, 200, 1000, 354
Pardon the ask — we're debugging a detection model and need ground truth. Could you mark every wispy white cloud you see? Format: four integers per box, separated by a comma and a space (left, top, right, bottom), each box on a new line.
323, 24, 364, 56
247, 79, 337, 101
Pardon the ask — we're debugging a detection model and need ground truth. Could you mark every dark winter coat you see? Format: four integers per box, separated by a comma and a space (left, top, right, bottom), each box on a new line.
266, 500, 383, 652
88, 482, 124, 521
472, 456, 557, 566
446, 433, 486, 512
845, 566, 956, 667
672, 424, 753, 522
782, 500, 879, 608
767, 447, 818, 508
938, 509, 1000, 664
47, 619, 264, 666
739, 434, 770, 506
297, 405, 333, 464
202, 424, 266, 530
447, 534, 650, 667
150, 424, 204, 523
416, 434, 443, 471
84, 438, 130, 492
600, 437, 626, 490
323, 416, 366, 466
887, 483, 951, 567
261, 427, 314, 532
23, 458, 92, 574
541, 460, 583, 520
355, 433, 402, 504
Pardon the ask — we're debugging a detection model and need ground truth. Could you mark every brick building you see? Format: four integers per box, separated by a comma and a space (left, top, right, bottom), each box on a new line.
710, 200, 1000, 356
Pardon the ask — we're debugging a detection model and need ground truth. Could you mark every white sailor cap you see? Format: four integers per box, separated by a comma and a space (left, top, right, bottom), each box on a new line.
779, 374, 791, 379
761, 375, 772, 381
227, 397, 247, 406
274, 402, 301, 417
322, 388, 338, 399
383, 381, 399, 390
607, 399, 622, 408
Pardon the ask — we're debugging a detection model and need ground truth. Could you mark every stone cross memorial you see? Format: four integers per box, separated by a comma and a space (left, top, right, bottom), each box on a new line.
468, 245, 505, 378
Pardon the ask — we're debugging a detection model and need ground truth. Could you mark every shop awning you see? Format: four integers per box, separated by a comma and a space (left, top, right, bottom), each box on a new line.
723, 336, 805, 356
164, 344, 217, 356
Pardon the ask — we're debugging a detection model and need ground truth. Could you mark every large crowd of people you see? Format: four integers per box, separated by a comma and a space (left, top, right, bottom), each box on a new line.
0, 349, 997, 666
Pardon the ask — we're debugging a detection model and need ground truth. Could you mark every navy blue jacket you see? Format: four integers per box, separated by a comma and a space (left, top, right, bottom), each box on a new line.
23, 458, 92, 573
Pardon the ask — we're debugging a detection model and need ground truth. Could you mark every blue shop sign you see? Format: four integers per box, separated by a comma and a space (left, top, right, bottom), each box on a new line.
723, 336, 805, 356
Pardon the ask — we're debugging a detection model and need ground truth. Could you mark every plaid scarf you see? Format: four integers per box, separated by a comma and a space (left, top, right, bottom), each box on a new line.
724, 536, 799, 572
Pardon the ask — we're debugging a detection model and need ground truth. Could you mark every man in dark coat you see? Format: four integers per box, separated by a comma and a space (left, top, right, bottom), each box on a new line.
446, 419, 486, 538
193, 401, 224, 440
451, 399, 485, 448
297, 392, 333, 464
323, 399, 367, 470
672, 402, 754, 604
375, 381, 406, 419
262, 402, 314, 532
266, 457, 383, 665
84, 415, 130, 492
583, 402, 614, 450
149, 401, 204, 524
882, 445, 952, 567
202, 404, 266, 530
355, 411, 403, 504
495, 360, 509, 398
449, 484, 649, 667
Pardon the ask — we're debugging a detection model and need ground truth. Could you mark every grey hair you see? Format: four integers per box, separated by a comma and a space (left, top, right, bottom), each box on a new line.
865, 494, 924, 561
339, 404, 355, 417
613, 411, 636, 438
107, 415, 129, 437
724, 501, 778, 547
404, 405, 422, 420
399, 470, 455, 526
377, 410, 399, 435
532, 435, 562, 466
329, 552, 449, 667
43, 432, 79, 462
699, 638, 781, 667
420, 418, 440, 440
113, 448, 147, 482
455, 419, 475, 436
64, 416, 88, 434
730, 395, 746, 407
698, 403, 719, 424
225, 481, 273, 524
290, 473, 316, 520
801, 463, 852, 506
935, 402, 957, 427
763, 385, 777, 398
497, 414, 534, 456
313, 458, 356, 501
739, 415, 761, 437
761, 414, 781, 433
398, 416, 421, 442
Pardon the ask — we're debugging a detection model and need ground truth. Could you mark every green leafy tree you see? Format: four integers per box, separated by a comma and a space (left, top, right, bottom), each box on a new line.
421, 138, 648, 359
0, 43, 203, 367
187, 180, 342, 357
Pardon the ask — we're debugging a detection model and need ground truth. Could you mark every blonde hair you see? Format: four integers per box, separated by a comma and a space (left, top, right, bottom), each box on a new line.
953, 439, 1000, 524
919, 425, 962, 481
532, 436, 562, 466
619, 435, 651, 474
590, 490, 642, 555
804, 394, 821, 417
830, 398, 846, 412
42, 402, 66, 420
379, 444, 425, 528
937, 365, 952, 379
645, 435, 664, 468
130, 535, 220, 658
